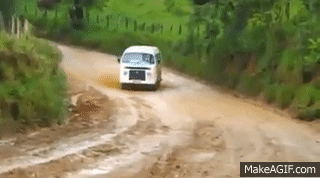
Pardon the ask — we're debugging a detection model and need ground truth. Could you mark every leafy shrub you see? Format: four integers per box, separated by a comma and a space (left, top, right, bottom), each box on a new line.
291, 84, 315, 109
276, 84, 296, 109
243, 25, 267, 55
263, 84, 278, 103
228, 74, 240, 90
311, 89, 320, 102
172, 6, 189, 17
212, 36, 233, 61
297, 107, 320, 121
0, 31, 68, 125
203, 60, 228, 85
236, 74, 264, 96
277, 49, 303, 85
183, 54, 205, 77
304, 38, 320, 70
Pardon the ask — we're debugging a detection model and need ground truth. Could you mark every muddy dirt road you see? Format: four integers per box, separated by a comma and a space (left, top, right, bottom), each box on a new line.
0, 44, 320, 178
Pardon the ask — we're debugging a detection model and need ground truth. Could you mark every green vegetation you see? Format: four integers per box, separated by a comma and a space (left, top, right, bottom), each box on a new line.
17, 0, 192, 38
107, 0, 192, 25
13, 0, 320, 121
0, 0, 16, 30
0, 31, 69, 126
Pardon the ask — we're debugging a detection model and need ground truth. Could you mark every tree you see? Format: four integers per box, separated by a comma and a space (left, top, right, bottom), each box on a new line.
37, 0, 61, 17
37, 0, 61, 10
0, 12, 5, 30
80, 0, 107, 22
192, 0, 214, 6
0, 0, 16, 30
69, 4, 84, 20
164, 0, 175, 12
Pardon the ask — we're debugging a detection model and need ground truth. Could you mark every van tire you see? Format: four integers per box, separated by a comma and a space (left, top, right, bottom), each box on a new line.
156, 80, 161, 90
150, 80, 160, 91
150, 84, 157, 91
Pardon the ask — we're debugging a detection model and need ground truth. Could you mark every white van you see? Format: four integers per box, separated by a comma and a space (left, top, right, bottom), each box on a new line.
118, 46, 162, 90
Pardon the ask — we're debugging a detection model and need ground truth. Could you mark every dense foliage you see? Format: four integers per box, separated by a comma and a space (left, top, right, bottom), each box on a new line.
179, 0, 320, 119
0, 0, 16, 29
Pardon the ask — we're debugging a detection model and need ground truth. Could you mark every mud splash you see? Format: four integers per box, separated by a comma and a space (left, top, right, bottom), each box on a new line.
97, 75, 120, 89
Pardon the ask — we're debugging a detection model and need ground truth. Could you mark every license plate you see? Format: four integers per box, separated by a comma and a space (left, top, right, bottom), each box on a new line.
129, 70, 146, 81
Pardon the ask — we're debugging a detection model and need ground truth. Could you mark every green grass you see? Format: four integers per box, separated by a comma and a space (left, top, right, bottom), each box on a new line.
263, 84, 278, 104
16, 0, 193, 39
107, 0, 192, 26
276, 84, 297, 110
0, 31, 69, 126
291, 84, 315, 109
226, 73, 241, 90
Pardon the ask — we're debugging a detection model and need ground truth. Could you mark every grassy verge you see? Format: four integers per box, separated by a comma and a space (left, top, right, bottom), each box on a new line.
0, 31, 69, 127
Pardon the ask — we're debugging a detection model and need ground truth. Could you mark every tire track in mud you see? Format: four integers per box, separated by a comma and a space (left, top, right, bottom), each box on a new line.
107, 106, 320, 178
0, 85, 184, 178
0, 86, 120, 177
107, 120, 236, 178
64, 92, 192, 178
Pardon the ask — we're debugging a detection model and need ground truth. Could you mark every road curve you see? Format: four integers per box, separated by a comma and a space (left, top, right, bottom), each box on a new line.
59, 44, 320, 177
0, 44, 319, 178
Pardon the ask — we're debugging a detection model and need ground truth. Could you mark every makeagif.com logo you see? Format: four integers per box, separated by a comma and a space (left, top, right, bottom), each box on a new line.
240, 162, 320, 177
245, 164, 316, 174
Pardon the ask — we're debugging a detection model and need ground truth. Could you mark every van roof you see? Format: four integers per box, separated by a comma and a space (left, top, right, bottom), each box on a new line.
124, 46, 159, 54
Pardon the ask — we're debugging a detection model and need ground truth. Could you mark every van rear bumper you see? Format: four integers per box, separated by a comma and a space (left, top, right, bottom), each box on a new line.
120, 83, 158, 90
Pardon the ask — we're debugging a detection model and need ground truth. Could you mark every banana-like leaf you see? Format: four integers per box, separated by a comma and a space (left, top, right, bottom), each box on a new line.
289, 0, 305, 20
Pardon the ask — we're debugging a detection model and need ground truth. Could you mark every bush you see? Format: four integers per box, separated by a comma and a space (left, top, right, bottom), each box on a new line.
277, 49, 303, 85
0, 31, 68, 125
203, 61, 227, 85
295, 88, 320, 120
171, 7, 189, 17
276, 84, 296, 109
263, 84, 278, 104
181, 54, 205, 77
312, 89, 320, 102
243, 25, 267, 55
236, 74, 264, 96
291, 84, 315, 109
297, 107, 320, 121
226, 73, 241, 90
